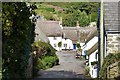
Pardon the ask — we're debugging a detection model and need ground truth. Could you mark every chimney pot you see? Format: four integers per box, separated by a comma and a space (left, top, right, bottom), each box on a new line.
76, 21, 79, 27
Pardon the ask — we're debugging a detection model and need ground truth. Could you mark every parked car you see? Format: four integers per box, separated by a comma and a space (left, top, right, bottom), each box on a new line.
75, 53, 80, 58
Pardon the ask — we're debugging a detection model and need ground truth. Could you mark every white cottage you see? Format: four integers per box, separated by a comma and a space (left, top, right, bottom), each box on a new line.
37, 18, 97, 51
87, 43, 98, 78
37, 20, 63, 51
83, 28, 98, 78
62, 26, 95, 51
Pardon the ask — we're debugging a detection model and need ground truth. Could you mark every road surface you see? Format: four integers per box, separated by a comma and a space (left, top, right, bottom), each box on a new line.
34, 51, 86, 79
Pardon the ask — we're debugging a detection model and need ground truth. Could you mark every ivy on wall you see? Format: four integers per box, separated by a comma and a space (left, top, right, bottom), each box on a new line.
99, 53, 120, 79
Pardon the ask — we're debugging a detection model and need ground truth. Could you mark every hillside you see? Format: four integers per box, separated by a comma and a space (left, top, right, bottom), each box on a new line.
33, 2, 98, 27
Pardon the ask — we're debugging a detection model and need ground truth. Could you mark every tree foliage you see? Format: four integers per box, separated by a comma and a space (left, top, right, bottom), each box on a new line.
32, 41, 59, 76
2, 2, 35, 79
76, 42, 81, 48
58, 41, 62, 47
34, 2, 98, 27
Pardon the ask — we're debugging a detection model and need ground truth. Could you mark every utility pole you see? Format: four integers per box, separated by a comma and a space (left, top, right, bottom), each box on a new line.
100, 0, 104, 68
97, 0, 104, 77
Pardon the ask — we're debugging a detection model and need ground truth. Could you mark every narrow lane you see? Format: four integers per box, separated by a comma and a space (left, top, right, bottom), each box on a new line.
34, 51, 86, 79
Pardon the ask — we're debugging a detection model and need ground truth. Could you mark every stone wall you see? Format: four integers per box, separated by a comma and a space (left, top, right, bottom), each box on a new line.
107, 33, 120, 54
104, 2, 120, 55
107, 61, 120, 79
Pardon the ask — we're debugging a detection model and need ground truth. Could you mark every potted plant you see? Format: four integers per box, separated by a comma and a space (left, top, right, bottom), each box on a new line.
91, 61, 98, 69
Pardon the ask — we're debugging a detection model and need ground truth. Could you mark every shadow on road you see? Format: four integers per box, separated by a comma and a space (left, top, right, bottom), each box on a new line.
33, 70, 85, 79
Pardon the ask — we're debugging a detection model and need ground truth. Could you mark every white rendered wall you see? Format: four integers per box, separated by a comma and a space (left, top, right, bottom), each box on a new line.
48, 37, 62, 51
61, 39, 73, 50
48, 37, 75, 51
82, 37, 98, 55
89, 50, 98, 66
89, 50, 98, 78
90, 68, 97, 78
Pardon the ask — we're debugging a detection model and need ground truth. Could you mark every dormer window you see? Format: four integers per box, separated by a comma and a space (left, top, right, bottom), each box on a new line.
54, 43, 57, 47
53, 37, 57, 40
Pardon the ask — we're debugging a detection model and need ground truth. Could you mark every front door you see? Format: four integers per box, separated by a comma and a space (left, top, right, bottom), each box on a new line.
73, 44, 76, 50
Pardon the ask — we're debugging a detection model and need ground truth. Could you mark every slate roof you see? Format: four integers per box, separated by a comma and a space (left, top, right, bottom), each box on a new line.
104, 2, 119, 31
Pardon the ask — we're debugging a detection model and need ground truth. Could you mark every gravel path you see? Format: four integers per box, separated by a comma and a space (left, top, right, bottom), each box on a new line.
34, 51, 86, 79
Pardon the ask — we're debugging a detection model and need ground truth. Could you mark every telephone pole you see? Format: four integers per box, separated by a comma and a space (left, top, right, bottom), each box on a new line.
100, 0, 104, 68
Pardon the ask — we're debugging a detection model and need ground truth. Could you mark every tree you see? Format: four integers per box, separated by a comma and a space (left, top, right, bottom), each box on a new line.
58, 41, 62, 51
76, 42, 82, 55
34, 2, 98, 27
76, 42, 81, 49
2, 2, 35, 79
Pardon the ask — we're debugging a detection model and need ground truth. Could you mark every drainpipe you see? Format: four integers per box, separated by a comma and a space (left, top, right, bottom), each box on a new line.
97, 1, 104, 77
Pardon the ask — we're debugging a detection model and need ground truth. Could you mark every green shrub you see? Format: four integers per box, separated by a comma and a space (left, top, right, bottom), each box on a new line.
91, 61, 98, 65
32, 41, 59, 76
32, 58, 45, 77
35, 58, 45, 70
41, 56, 59, 69
76, 43, 81, 48
85, 66, 90, 76
58, 42, 62, 47
99, 53, 120, 79
45, 8, 55, 12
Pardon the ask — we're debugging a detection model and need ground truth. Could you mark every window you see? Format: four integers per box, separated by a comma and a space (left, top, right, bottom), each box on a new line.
53, 37, 57, 40
92, 70, 93, 75
84, 50, 87, 55
62, 34, 64, 38
54, 44, 57, 47
64, 44, 67, 47
95, 52, 98, 59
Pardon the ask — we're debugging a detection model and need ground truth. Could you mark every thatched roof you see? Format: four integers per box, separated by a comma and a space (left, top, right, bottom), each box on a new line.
35, 24, 49, 43
37, 20, 98, 44
63, 27, 96, 43
62, 30, 78, 44
87, 42, 98, 56
85, 28, 98, 43
37, 20, 62, 37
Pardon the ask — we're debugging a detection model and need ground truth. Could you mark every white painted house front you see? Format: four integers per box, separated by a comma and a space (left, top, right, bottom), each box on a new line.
82, 36, 98, 56
88, 49, 98, 78
61, 38, 73, 50
48, 37, 73, 51
37, 19, 98, 52
83, 28, 98, 78
48, 37, 62, 51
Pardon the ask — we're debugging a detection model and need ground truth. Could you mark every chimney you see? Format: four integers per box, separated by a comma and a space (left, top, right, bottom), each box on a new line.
59, 17, 63, 29
59, 17, 62, 25
76, 21, 79, 28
